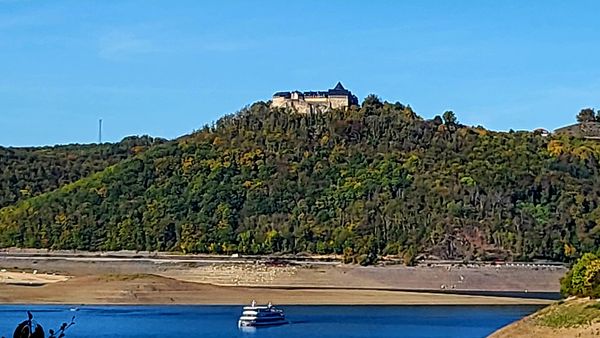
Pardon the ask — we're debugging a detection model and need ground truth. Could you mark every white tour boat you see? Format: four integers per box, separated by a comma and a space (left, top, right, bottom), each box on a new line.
238, 301, 288, 328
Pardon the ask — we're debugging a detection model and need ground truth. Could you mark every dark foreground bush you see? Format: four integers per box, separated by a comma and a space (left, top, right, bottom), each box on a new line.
1, 311, 75, 338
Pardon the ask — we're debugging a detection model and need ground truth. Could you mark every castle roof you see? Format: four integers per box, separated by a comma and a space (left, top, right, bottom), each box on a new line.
273, 82, 352, 98
328, 82, 350, 96
333, 82, 345, 91
273, 91, 291, 98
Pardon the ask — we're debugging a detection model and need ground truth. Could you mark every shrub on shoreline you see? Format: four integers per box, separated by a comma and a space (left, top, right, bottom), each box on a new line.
560, 253, 600, 298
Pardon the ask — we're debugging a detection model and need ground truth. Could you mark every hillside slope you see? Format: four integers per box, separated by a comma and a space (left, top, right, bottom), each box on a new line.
1, 101, 599, 260
0, 136, 164, 209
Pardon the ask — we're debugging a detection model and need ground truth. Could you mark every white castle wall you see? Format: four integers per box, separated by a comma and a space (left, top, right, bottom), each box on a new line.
272, 94, 350, 113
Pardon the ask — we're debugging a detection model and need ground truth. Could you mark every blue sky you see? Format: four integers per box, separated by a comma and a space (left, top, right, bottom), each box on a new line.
1, 0, 599, 146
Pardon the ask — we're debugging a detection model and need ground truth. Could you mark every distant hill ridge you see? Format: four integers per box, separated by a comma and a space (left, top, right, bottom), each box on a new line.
0, 136, 164, 209
1, 99, 599, 263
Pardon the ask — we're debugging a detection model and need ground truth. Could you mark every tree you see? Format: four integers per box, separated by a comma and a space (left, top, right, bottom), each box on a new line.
560, 253, 600, 298
362, 94, 383, 108
442, 111, 458, 125
576, 108, 596, 123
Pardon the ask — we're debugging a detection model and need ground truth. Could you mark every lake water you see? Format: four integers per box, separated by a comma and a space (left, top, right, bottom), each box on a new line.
0, 305, 540, 338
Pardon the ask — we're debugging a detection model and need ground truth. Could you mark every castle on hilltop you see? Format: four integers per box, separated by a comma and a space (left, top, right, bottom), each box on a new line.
271, 82, 358, 113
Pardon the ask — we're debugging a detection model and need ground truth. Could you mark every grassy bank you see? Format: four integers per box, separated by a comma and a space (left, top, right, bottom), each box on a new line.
490, 298, 600, 338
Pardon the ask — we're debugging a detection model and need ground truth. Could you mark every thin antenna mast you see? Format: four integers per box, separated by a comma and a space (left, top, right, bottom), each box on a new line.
98, 118, 103, 143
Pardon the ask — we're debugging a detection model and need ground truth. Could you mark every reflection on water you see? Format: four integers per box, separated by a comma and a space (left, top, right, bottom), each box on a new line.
239, 326, 257, 334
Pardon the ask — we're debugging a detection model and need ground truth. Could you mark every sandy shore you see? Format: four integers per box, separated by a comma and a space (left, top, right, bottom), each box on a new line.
0, 252, 565, 305
159, 262, 564, 292
0, 274, 551, 305
0, 270, 69, 285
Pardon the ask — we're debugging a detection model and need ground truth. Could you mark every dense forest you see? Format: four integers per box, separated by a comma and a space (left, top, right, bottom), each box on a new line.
1, 99, 599, 264
0, 136, 164, 208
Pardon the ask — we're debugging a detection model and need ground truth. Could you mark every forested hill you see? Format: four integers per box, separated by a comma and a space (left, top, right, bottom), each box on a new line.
1, 99, 599, 263
0, 136, 164, 209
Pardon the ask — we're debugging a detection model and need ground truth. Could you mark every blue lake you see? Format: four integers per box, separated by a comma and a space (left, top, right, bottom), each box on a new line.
0, 305, 540, 338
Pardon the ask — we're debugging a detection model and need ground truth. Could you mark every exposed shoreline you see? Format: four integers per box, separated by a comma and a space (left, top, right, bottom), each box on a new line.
0, 250, 565, 306
0, 274, 552, 306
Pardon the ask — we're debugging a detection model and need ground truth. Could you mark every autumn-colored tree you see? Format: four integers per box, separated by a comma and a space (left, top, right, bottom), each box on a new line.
560, 253, 600, 298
